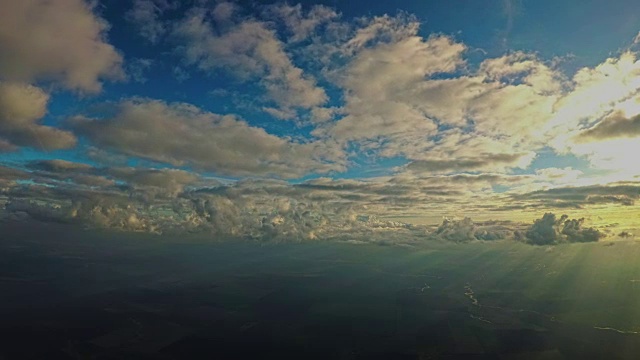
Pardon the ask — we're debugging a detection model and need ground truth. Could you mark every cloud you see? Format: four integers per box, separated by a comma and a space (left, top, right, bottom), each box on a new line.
406, 153, 534, 174
343, 13, 421, 54
534, 167, 583, 182
333, 34, 466, 143
0, 0, 124, 93
25, 159, 114, 188
108, 167, 201, 198
0, 138, 17, 152
575, 111, 640, 141
0, 165, 30, 183
0, 158, 620, 247
29, 159, 92, 173
546, 51, 640, 146
305, 17, 561, 174
173, 5, 327, 116
0, 169, 429, 243
126, 0, 173, 44
479, 51, 565, 94
511, 183, 640, 209
0, 82, 77, 150
523, 213, 603, 245
430, 217, 477, 242
263, 3, 339, 43
69, 98, 345, 178
618, 231, 634, 238
429, 217, 515, 242
500, 0, 521, 48
127, 58, 154, 84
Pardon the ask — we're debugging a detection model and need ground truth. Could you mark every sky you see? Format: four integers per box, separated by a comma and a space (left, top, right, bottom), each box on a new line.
1, 0, 640, 243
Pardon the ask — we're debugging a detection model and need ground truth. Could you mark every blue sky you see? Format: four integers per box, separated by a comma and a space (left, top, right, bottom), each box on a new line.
2, 0, 640, 237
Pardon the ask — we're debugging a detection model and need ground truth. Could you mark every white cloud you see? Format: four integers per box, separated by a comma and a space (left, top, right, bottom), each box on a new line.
479, 51, 566, 94
547, 51, 640, 145
264, 3, 339, 43
0, 82, 76, 150
174, 7, 327, 115
429, 217, 513, 242
0, 0, 124, 93
69, 98, 346, 178
108, 167, 200, 197
316, 34, 465, 147
344, 13, 421, 54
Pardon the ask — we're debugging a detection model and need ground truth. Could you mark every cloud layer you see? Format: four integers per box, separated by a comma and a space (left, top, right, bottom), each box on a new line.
1, 1, 640, 244
0, 0, 124, 93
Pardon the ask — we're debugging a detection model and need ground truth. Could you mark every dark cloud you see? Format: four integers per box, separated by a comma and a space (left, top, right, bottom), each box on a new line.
29, 159, 92, 173
0, 164, 29, 181
618, 231, 634, 238
406, 153, 531, 174
523, 213, 603, 245
510, 183, 640, 209
576, 111, 640, 142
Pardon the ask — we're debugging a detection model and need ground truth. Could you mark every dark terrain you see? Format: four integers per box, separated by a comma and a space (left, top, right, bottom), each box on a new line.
2, 222, 640, 359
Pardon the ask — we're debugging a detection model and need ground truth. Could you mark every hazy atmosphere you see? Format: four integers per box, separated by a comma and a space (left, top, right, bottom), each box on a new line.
2, 0, 640, 358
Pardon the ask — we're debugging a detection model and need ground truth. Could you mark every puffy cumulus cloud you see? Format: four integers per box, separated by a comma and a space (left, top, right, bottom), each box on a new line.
430, 217, 476, 243
320, 34, 465, 143
0, 0, 124, 93
305, 15, 562, 175
523, 213, 603, 245
0, 173, 429, 244
429, 217, 516, 243
0, 159, 620, 247
0, 82, 77, 150
4, 198, 76, 224
1, 192, 162, 233
173, 4, 327, 117
29, 159, 92, 173
575, 111, 640, 142
69, 98, 345, 178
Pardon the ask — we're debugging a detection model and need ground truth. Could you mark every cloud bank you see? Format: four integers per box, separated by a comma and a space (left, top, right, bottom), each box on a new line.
522, 213, 604, 245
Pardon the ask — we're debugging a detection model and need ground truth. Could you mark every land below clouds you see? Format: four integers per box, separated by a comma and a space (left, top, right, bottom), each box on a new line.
2, 221, 640, 358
